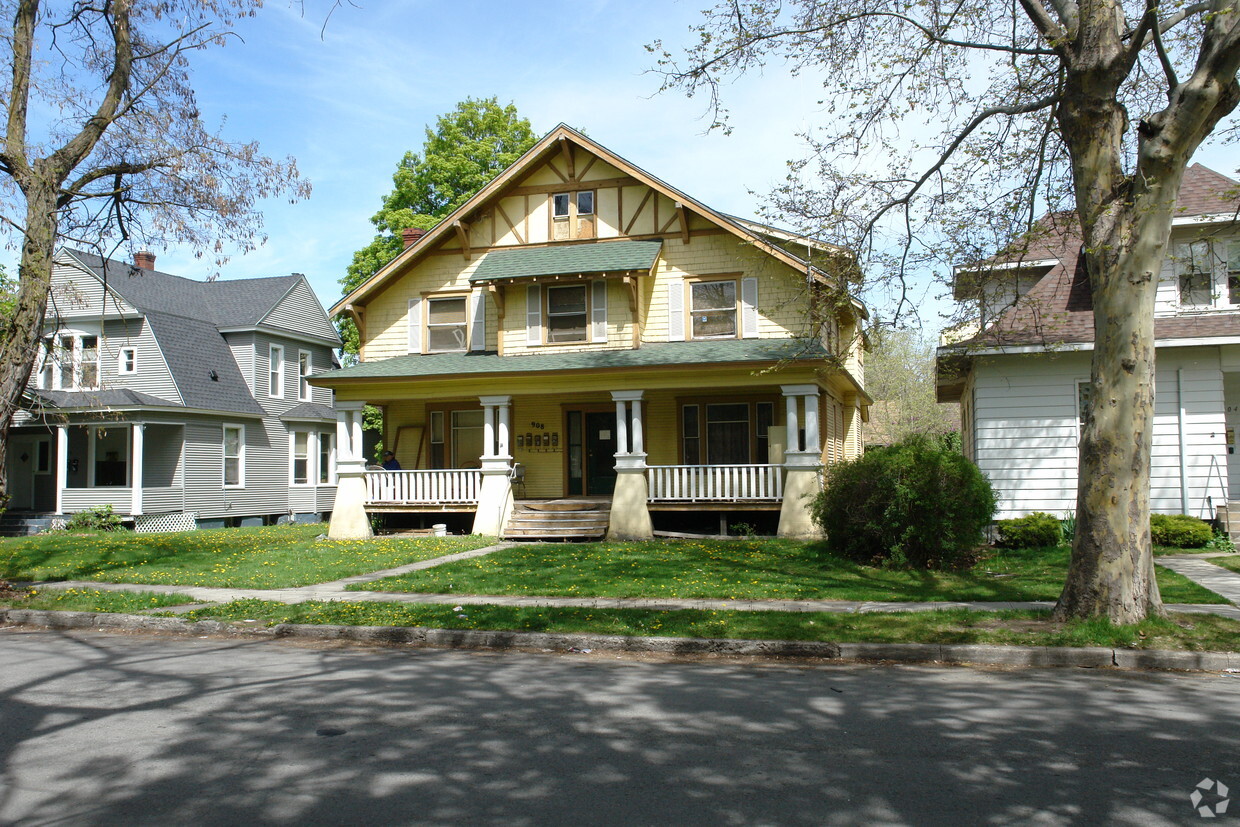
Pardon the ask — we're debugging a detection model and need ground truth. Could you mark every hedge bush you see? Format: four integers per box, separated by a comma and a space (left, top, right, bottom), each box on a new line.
63, 504, 124, 532
1150, 514, 1213, 548
995, 512, 1062, 549
811, 435, 997, 569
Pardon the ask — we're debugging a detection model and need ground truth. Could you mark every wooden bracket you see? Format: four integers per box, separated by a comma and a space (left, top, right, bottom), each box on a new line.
674, 202, 691, 245
559, 137, 575, 179
454, 220, 471, 261
622, 275, 639, 313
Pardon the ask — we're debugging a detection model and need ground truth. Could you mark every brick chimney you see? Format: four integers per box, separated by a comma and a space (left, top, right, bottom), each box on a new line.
401, 228, 427, 249
134, 250, 156, 270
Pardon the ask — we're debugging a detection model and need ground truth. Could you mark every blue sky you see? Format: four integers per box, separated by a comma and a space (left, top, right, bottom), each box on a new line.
56, 1, 1240, 332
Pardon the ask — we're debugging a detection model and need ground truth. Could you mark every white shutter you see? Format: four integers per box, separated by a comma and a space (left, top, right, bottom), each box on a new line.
667, 280, 685, 341
741, 277, 759, 338
471, 290, 486, 351
526, 284, 542, 345
407, 297, 422, 353
591, 280, 608, 343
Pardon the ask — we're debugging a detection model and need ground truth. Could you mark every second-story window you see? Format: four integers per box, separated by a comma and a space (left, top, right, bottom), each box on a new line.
118, 347, 137, 375
546, 285, 588, 343
690, 280, 738, 339
552, 190, 596, 240
1177, 241, 1213, 307
299, 351, 312, 401
269, 345, 284, 398
426, 296, 468, 352
37, 331, 99, 390
1229, 241, 1240, 305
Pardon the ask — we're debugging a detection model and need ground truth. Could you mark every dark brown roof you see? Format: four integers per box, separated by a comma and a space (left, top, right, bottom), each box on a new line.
961, 164, 1240, 348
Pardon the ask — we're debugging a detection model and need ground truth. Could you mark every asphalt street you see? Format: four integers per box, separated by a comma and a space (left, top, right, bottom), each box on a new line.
1, 627, 1237, 825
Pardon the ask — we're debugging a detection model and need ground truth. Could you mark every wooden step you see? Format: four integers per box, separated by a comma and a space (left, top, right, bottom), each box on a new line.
503, 500, 611, 540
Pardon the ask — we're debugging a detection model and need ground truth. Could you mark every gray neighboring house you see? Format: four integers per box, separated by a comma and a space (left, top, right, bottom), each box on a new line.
4, 248, 342, 532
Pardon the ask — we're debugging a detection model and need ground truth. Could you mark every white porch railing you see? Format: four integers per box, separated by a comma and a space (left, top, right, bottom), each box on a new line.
647, 464, 784, 502
366, 469, 482, 505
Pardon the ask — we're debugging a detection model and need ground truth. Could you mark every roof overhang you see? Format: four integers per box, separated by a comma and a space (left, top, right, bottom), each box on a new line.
468, 239, 663, 284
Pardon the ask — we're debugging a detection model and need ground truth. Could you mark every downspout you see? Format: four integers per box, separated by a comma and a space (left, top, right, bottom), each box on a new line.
1178, 369, 1190, 515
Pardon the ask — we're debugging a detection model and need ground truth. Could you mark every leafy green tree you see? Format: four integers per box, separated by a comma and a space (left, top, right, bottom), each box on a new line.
339, 98, 537, 355
864, 326, 958, 447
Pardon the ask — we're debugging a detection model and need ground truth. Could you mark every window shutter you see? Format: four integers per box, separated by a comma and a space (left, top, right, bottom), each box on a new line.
667, 280, 685, 341
526, 285, 542, 345
741, 277, 759, 338
407, 297, 422, 353
591, 280, 608, 343
471, 290, 486, 351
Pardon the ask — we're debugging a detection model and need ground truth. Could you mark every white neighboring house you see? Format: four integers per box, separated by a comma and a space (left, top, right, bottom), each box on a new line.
937, 164, 1240, 522
4, 249, 342, 534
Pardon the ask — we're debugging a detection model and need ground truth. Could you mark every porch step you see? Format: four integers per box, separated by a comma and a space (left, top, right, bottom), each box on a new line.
1217, 503, 1240, 543
502, 500, 610, 541
0, 513, 60, 537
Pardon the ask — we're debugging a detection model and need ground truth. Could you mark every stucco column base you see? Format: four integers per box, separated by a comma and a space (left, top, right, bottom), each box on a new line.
328, 467, 373, 540
472, 469, 514, 537
608, 467, 653, 540
778, 467, 823, 539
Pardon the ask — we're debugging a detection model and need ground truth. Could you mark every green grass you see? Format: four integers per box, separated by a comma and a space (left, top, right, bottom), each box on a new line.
1, 586, 197, 613
1209, 554, 1240, 574
350, 539, 1226, 604
0, 524, 496, 588
172, 599, 1240, 651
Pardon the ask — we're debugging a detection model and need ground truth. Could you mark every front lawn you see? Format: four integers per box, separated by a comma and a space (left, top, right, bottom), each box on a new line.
0, 524, 496, 588
1209, 554, 1240, 574
350, 539, 1226, 604
173, 599, 1240, 651
0, 586, 197, 613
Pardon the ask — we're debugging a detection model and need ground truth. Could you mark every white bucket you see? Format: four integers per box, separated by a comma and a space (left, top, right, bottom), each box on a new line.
432, 523, 448, 537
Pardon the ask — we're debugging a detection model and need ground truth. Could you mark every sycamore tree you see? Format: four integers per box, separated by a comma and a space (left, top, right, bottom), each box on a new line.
339, 97, 536, 355
654, 0, 1240, 622
0, 0, 309, 507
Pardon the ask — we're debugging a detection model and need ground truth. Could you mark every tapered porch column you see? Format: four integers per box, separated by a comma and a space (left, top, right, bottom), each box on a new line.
608, 390, 652, 540
328, 401, 372, 540
473, 395, 515, 536
779, 384, 824, 539
131, 423, 144, 516
55, 426, 67, 515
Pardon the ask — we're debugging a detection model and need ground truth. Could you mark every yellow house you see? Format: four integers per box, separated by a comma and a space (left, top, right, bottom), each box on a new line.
314, 125, 870, 540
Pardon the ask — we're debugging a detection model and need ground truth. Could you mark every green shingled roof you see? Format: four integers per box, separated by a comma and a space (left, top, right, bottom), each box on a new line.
469, 240, 663, 282
316, 338, 831, 382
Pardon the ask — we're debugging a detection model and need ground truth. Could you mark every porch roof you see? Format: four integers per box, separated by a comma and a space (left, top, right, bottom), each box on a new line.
468, 240, 663, 282
315, 337, 832, 383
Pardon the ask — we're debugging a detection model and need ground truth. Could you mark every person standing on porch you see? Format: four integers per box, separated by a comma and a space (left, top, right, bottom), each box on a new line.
380, 451, 401, 471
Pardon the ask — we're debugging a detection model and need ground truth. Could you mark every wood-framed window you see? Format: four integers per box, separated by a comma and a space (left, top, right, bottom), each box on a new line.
1177, 241, 1214, 307
89, 425, 129, 487
291, 430, 311, 485
223, 424, 245, 488
551, 190, 596, 240
269, 344, 284, 398
425, 294, 470, 352
319, 432, 334, 484
36, 330, 99, 390
298, 351, 312, 401
689, 279, 739, 339
118, 347, 137, 375
1229, 240, 1240, 305
680, 398, 777, 464
546, 284, 589, 343
428, 407, 485, 468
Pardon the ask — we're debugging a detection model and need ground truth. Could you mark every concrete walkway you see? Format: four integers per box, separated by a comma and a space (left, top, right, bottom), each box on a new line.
19, 545, 1240, 620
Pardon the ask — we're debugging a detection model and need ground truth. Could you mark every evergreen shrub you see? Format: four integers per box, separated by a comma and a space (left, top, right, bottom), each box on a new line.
1149, 514, 1213, 548
995, 512, 1062, 548
811, 435, 997, 569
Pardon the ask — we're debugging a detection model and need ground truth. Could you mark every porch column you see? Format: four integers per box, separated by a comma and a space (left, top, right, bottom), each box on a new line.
608, 390, 653, 540
55, 426, 67, 515
779, 384, 824, 539
328, 401, 373, 540
473, 395, 515, 536
131, 423, 144, 516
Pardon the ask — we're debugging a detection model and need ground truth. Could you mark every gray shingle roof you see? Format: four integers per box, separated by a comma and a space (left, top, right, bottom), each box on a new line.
280, 402, 338, 421
144, 313, 266, 416
27, 388, 179, 411
316, 337, 831, 383
469, 240, 663, 282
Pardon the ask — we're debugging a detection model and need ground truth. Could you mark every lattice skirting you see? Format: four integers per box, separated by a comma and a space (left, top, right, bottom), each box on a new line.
134, 512, 198, 534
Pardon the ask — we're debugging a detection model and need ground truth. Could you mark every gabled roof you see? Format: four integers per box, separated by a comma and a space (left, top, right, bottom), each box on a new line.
331, 124, 856, 316
948, 164, 1240, 350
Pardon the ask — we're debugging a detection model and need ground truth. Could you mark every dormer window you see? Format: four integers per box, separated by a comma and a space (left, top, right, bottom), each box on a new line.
546, 284, 588, 343
426, 295, 469, 352
690, 280, 738, 339
35, 330, 99, 390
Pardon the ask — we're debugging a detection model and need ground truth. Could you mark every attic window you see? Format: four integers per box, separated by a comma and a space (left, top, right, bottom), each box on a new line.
551, 190, 596, 240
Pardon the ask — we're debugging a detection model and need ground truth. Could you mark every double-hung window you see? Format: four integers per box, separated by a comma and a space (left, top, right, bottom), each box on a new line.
269, 345, 284, 398
118, 347, 137, 375
223, 425, 244, 487
426, 296, 469, 352
1178, 241, 1214, 307
318, 432, 334, 484
298, 351, 312, 401
36, 331, 100, 390
291, 431, 310, 485
1229, 240, 1240, 305
546, 285, 588, 343
690, 280, 738, 339
680, 400, 776, 464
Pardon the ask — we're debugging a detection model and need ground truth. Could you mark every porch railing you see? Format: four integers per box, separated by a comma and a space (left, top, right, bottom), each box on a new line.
647, 464, 783, 502
366, 469, 482, 505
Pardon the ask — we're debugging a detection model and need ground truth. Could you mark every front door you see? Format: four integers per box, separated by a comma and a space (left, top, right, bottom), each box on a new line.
584, 411, 617, 496
8, 435, 50, 510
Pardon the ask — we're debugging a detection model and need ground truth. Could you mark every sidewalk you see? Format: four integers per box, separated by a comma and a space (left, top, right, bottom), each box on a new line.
21, 545, 1240, 621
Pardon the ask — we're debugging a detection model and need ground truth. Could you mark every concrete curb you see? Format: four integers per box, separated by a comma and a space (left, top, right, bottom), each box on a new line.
3, 608, 1238, 673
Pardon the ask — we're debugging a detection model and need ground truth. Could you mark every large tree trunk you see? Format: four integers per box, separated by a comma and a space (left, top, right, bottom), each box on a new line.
0, 183, 60, 512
